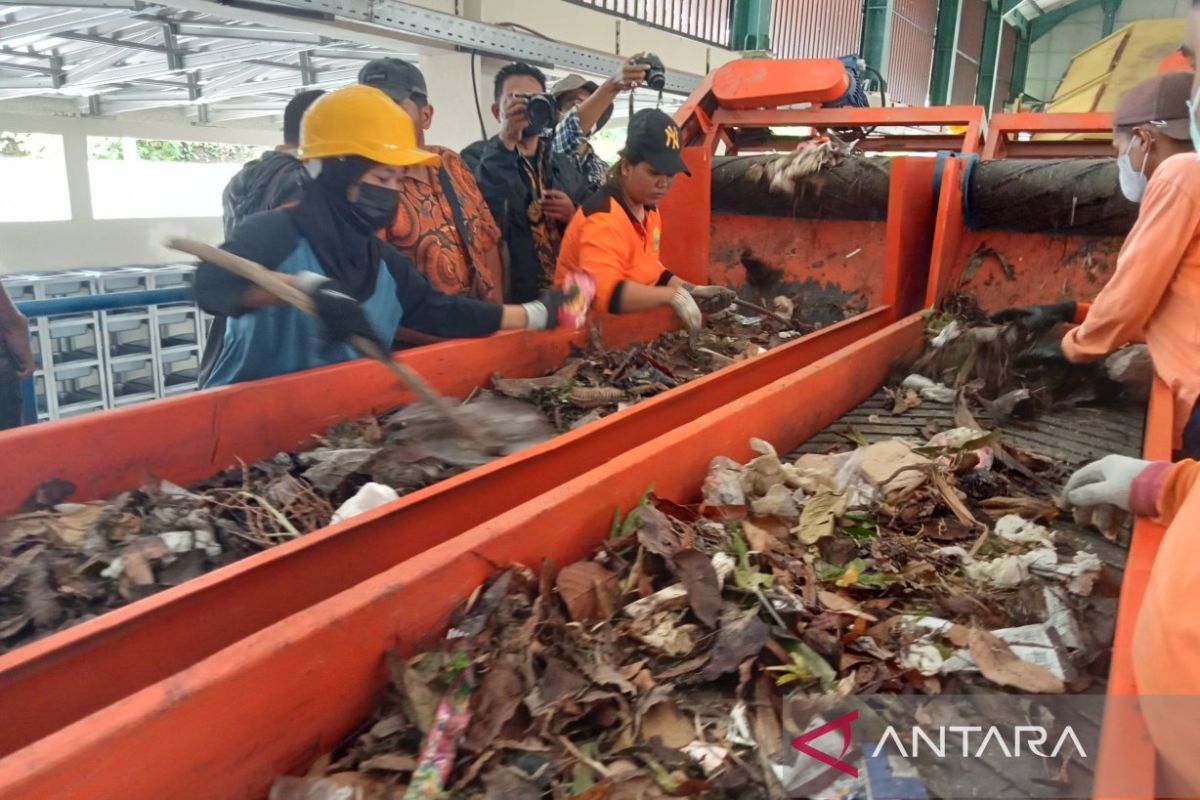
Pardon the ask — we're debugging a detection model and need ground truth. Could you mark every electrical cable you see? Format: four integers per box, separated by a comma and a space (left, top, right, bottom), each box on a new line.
470, 49, 487, 140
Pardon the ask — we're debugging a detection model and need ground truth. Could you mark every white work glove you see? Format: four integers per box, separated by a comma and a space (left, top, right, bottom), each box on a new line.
669, 286, 702, 334
683, 282, 737, 314
1062, 455, 1151, 511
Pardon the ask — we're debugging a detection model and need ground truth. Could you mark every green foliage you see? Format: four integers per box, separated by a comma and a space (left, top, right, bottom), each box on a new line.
85, 136, 263, 163
0, 132, 45, 158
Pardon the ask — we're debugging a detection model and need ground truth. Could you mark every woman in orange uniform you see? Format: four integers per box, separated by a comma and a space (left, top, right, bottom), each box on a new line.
553, 109, 734, 332
1065, 454, 1200, 796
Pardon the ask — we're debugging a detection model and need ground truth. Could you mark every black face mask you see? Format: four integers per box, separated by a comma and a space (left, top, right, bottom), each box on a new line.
349, 182, 400, 232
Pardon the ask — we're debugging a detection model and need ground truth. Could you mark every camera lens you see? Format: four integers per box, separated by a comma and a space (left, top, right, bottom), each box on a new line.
525, 93, 556, 135
646, 69, 666, 91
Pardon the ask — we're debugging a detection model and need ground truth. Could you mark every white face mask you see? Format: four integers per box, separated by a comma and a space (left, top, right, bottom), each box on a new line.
1188, 85, 1200, 154
1117, 137, 1150, 203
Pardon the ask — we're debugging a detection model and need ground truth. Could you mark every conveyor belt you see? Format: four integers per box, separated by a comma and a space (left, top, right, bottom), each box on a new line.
787, 389, 1146, 571
786, 390, 1141, 797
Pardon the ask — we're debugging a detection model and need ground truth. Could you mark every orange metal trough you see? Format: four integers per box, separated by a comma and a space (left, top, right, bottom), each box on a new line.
983, 111, 1115, 160
927, 151, 1166, 800
0, 66, 945, 761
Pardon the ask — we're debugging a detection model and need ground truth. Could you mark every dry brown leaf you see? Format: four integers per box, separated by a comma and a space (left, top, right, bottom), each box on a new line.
640, 698, 694, 748
635, 505, 683, 559
979, 496, 1059, 522
120, 536, 170, 586
464, 656, 526, 752
968, 628, 1064, 694
671, 549, 721, 628
741, 520, 773, 552
699, 610, 768, 681
359, 753, 417, 772
483, 766, 541, 800
793, 492, 848, 545
556, 561, 620, 623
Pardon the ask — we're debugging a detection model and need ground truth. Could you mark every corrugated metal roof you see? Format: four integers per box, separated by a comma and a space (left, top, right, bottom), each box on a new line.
0, 2, 417, 122
1004, 0, 1084, 25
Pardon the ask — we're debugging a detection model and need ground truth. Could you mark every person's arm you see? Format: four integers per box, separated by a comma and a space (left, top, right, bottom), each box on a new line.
1062, 162, 1200, 363
551, 108, 587, 156
385, 248, 504, 337
574, 57, 650, 136
473, 136, 524, 244
192, 211, 299, 317
0, 285, 33, 378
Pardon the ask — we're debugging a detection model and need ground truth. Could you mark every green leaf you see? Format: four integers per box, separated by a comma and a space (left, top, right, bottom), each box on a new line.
792, 641, 837, 690
855, 571, 901, 589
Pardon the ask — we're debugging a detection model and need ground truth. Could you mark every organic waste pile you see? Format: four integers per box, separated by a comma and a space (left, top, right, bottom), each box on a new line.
270, 312, 1127, 800
0, 299, 863, 654
493, 299, 851, 432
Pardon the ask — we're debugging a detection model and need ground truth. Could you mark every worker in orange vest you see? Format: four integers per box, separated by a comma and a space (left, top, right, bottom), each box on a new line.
991, 72, 1200, 453
553, 109, 735, 334
1065, 455, 1200, 796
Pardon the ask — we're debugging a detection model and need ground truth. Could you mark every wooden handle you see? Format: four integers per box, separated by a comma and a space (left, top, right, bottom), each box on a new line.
167, 237, 502, 455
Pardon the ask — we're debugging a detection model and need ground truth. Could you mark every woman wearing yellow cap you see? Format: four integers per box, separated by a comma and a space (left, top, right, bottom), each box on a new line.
195, 85, 572, 387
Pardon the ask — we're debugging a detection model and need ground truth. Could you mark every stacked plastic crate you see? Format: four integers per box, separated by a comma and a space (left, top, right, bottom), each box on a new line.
1, 265, 207, 421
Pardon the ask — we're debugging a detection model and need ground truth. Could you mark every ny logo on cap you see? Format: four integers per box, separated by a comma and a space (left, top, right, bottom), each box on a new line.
665, 125, 680, 150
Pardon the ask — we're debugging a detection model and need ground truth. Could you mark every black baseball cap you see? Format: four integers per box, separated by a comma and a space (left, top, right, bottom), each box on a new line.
358, 58, 428, 105
1114, 71, 1192, 140
624, 108, 690, 176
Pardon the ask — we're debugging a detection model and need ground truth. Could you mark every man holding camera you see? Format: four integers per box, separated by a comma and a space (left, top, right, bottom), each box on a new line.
463, 63, 589, 304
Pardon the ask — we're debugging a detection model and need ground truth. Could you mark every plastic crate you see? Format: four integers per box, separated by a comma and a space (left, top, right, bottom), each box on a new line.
0, 277, 41, 303
154, 306, 200, 350
51, 362, 105, 411
108, 355, 158, 404
41, 275, 97, 299
103, 312, 153, 358
160, 349, 199, 390
97, 269, 153, 295
45, 314, 101, 364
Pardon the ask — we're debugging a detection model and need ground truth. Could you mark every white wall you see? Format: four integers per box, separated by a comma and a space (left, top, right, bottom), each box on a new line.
1025, 0, 1190, 101
0, 0, 736, 272
0, 111, 277, 274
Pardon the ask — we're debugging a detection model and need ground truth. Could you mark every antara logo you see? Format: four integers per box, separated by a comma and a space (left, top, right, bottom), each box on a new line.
791, 710, 859, 778
872, 725, 1088, 759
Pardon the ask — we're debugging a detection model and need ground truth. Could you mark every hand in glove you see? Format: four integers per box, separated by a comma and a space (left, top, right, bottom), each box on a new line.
989, 301, 1076, 337
1017, 336, 1069, 367
669, 286, 703, 334
521, 285, 580, 330
684, 283, 737, 314
295, 271, 386, 353
1063, 454, 1151, 511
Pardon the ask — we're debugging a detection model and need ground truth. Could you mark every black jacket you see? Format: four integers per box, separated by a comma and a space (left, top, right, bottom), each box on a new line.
220, 149, 307, 237
462, 136, 589, 303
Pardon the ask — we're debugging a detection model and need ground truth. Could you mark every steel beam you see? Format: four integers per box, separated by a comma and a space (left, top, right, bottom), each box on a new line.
52, 31, 173, 53
929, 0, 961, 106
1029, 0, 1104, 43
172, 22, 326, 44
0, 9, 135, 44
861, 0, 890, 77
238, 0, 701, 94
975, 0, 1002, 109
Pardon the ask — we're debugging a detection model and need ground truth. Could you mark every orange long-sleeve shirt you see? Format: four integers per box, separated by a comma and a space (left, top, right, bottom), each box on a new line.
554, 187, 674, 313
1061, 153, 1200, 444
1131, 458, 1200, 796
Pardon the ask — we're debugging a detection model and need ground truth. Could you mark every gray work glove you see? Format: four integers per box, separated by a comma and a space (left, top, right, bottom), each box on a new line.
684, 283, 737, 314
1063, 454, 1150, 512
669, 286, 702, 334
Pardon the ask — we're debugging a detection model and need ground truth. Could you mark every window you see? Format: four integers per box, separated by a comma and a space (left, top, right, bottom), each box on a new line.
0, 132, 71, 222
87, 137, 266, 219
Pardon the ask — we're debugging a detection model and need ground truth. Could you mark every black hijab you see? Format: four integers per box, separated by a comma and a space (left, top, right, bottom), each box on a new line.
288, 155, 385, 301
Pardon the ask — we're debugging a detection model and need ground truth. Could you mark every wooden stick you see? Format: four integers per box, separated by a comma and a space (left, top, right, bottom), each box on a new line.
731, 296, 795, 328
167, 237, 502, 455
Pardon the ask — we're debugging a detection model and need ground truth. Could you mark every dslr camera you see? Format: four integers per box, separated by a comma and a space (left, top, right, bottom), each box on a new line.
633, 52, 666, 91
514, 92, 559, 137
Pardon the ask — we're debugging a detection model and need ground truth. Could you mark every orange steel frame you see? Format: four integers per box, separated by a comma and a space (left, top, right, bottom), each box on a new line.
0, 312, 932, 800
0, 58, 952, 767
983, 111, 1115, 160
926, 144, 1165, 800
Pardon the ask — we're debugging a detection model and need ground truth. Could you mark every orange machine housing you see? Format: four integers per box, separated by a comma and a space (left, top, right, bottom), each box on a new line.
0, 81, 1170, 800
0, 58, 958, 771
